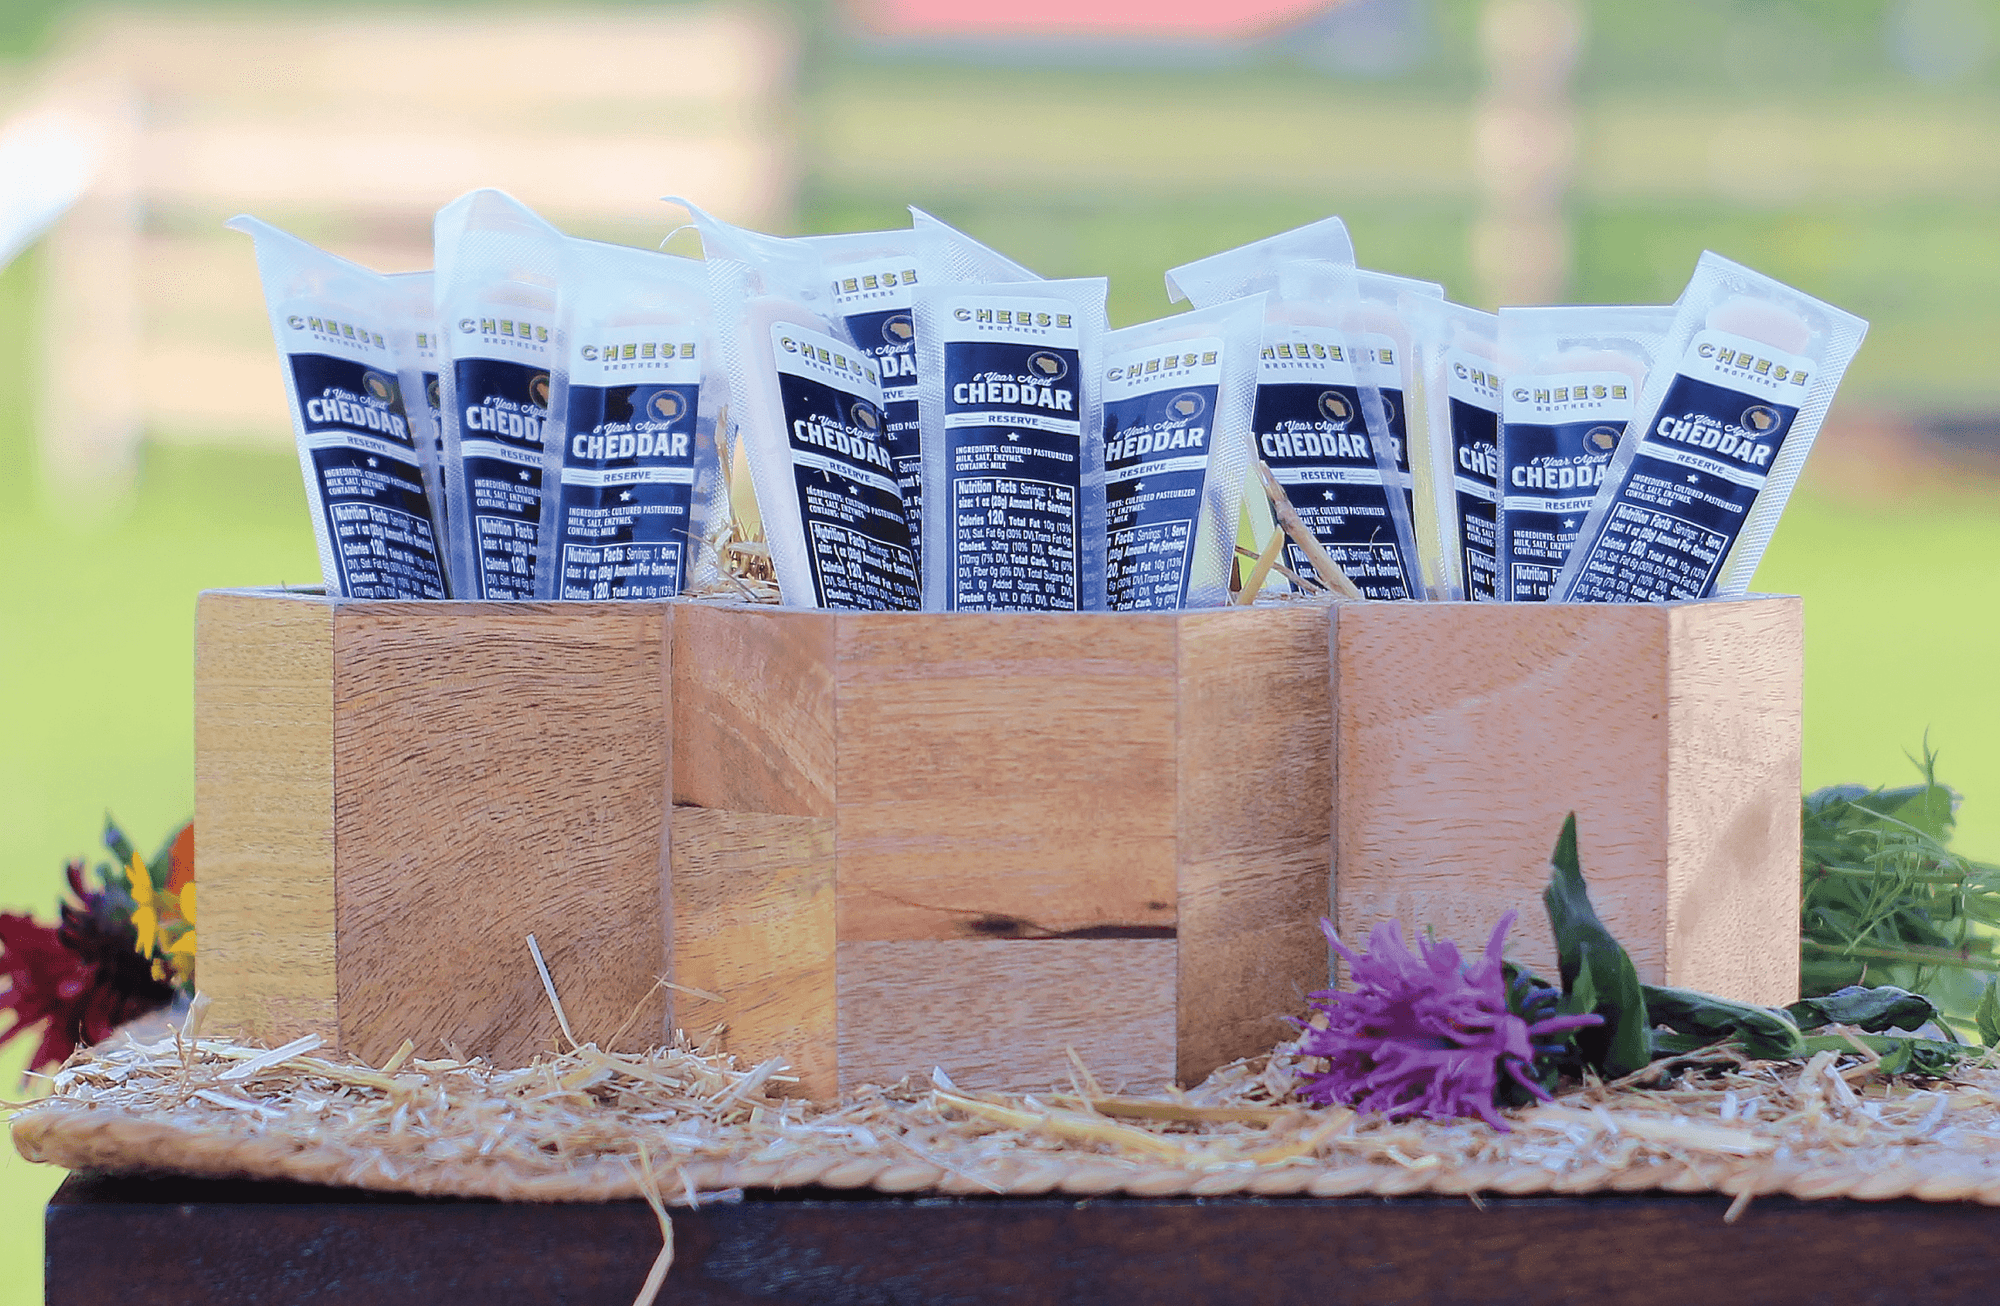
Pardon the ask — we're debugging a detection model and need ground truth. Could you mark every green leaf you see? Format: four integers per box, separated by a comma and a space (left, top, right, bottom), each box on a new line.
1644, 985, 1804, 1060
1543, 814, 1651, 1078
1976, 982, 2000, 1050
1800, 1033, 1969, 1078
1786, 986, 1937, 1034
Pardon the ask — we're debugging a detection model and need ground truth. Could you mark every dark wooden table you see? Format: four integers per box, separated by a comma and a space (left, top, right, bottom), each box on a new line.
47, 1172, 2000, 1304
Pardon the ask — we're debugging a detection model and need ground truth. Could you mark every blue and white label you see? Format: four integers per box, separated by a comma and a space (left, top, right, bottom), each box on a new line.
830, 260, 924, 573
1102, 336, 1221, 610
453, 312, 551, 600
555, 335, 701, 600
1446, 351, 1501, 601
1564, 330, 1810, 602
288, 349, 447, 599
772, 323, 920, 610
1500, 369, 1633, 602
1251, 325, 1414, 600
940, 297, 1084, 611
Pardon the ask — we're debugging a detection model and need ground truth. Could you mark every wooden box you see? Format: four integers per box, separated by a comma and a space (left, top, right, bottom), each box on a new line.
195, 589, 1801, 1100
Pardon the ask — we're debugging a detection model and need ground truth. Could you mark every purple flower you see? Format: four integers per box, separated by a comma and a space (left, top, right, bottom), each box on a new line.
1294, 912, 1602, 1131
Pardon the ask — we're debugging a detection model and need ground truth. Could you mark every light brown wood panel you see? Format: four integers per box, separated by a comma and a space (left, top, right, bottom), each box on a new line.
836, 940, 1177, 1094
1175, 603, 1334, 1084
669, 806, 837, 1101
331, 601, 671, 1066
1664, 597, 1803, 1004
672, 604, 835, 817
194, 590, 338, 1044
833, 612, 1179, 940
1334, 602, 1675, 984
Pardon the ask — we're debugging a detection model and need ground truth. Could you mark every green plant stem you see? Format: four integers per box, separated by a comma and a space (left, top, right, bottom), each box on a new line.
1801, 938, 2000, 972
1806, 864, 1996, 888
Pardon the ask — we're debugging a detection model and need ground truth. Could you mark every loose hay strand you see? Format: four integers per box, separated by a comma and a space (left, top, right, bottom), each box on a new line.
526, 934, 578, 1051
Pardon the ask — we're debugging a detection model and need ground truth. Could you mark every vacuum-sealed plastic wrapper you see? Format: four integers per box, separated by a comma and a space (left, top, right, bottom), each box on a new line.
229, 216, 449, 600
670, 200, 1042, 598
708, 253, 920, 611
435, 189, 562, 600
391, 271, 448, 558
1341, 270, 1445, 598
915, 277, 1110, 612
1100, 296, 1264, 610
1171, 252, 1421, 602
1497, 305, 1671, 602
534, 239, 721, 601
1553, 254, 1866, 603
1411, 300, 1501, 601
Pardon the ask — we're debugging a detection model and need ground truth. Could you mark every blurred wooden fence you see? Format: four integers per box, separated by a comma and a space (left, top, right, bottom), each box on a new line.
29, 6, 795, 500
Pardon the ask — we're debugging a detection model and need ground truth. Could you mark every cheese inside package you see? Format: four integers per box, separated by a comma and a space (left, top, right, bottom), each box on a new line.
913, 276, 1110, 612
435, 189, 563, 599
1496, 305, 1671, 602
229, 216, 449, 599
1164, 216, 1357, 596
534, 239, 723, 600
708, 247, 920, 611
1099, 296, 1264, 610
1410, 299, 1501, 600
1553, 253, 1867, 602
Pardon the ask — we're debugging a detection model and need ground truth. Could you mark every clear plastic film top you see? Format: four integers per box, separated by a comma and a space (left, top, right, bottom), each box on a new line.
1551, 253, 1867, 603
1408, 299, 1500, 601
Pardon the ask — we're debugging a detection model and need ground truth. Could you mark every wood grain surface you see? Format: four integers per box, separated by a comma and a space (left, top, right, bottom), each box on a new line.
1665, 597, 1803, 1005
832, 613, 1180, 942
669, 805, 837, 1100
672, 603, 835, 817
836, 940, 1177, 1093
331, 601, 671, 1065
1333, 598, 1801, 1004
1335, 601, 1677, 984
193, 590, 339, 1045
1174, 603, 1334, 1084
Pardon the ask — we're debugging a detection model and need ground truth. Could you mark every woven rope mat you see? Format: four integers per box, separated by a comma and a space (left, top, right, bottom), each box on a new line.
14, 1031, 2000, 1207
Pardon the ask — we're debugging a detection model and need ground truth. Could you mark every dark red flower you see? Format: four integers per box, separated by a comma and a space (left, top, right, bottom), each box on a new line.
0, 860, 176, 1076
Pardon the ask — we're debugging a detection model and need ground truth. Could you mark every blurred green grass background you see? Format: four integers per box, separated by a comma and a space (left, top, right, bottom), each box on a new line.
2, 0, 1999, 1298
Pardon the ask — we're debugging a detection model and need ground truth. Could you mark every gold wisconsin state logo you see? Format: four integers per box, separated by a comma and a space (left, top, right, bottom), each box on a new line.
362, 370, 397, 404
883, 314, 914, 344
1742, 404, 1781, 434
647, 390, 685, 422
1025, 350, 1068, 382
1168, 391, 1206, 422
1586, 425, 1620, 453
1318, 390, 1352, 423
528, 372, 551, 409
851, 400, 882, 433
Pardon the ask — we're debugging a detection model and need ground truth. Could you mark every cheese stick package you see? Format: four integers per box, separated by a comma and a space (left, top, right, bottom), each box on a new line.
435, 189, 563, 599
1410, 300, 1502, 600
1497, 305, 1672, 602
1165, 217, 1358, 595
1341, 270, 1445, 598
1553, 254, 1866, 602
1170, 249, 1422, 601
706, 246, 921, 611
670, 200, 1041, 596
1100, 296, 1264, 610
228, 216, 449, 599
391, 271, 448, 553
533, 239, 722, 601
913, 276, 1110, 612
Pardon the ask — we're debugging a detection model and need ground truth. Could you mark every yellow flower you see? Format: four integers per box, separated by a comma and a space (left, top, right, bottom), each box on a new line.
128, 853, 158, 956
168, 883, 197, 957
